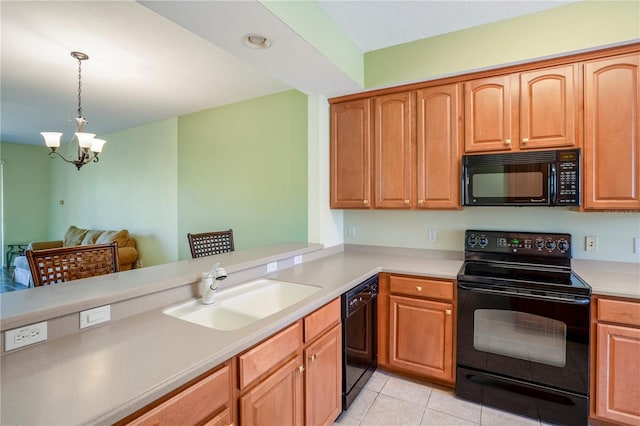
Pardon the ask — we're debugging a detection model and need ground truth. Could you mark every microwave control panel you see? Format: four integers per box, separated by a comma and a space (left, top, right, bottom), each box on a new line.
465, 230, 572, 257
556, 150, 580, 205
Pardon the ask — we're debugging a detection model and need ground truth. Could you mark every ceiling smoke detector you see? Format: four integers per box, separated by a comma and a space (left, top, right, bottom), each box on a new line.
243, 33, 271, 49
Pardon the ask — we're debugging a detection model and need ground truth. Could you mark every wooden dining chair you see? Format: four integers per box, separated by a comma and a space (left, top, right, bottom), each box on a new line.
26, 242, 120, 287
187, 229, 235, 258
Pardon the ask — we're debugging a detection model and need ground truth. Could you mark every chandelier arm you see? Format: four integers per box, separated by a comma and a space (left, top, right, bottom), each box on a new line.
48, 149, 99, 171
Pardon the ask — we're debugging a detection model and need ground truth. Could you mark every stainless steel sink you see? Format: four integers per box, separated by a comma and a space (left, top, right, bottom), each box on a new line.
163, 278, 321, 331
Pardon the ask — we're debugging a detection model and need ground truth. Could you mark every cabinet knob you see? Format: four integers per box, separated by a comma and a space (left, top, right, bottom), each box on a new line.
416, 286, 422, 292
404, 199, 410, 205
445, 309, 452, 315
363, 200, 369, 205
310, 354, 317, 362
522, 138, 529, 145
298, 365, 305, 373
418, 199, 424, 204
504, 139, 512, 145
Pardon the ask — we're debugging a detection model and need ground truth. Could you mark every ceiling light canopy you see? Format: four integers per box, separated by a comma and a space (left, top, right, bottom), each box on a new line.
243, 33, 271, 49
41, 51, 106, 171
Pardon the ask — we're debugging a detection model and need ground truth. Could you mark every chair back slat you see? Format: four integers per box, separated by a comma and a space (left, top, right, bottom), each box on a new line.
187, 229, 234, 258
26, 242, 120, 287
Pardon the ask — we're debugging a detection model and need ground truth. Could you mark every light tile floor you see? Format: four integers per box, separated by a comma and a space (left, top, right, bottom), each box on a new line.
334, 370, 553, 426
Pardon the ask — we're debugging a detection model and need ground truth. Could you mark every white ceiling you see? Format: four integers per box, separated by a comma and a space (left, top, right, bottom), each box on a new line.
0, 0, 575, 146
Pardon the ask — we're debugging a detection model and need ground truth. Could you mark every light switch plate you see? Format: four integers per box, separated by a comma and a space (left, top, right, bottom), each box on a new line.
294, 255, 302, 265
80, 305, 111, 329
266, 261, 278, 273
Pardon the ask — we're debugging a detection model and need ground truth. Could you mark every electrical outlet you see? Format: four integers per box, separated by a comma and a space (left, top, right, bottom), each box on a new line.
266, 261, 278, 273
5, 321, 48, 351
80, 305, 111, 329
294, 255, 302, 265
635, 237, 640, 254
585, 236, 598, 252
348, 226, 356, 238
428, 229, 437, 243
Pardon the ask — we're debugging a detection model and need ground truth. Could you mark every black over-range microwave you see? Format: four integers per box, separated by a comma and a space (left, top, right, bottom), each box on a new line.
462, 148, 580, 207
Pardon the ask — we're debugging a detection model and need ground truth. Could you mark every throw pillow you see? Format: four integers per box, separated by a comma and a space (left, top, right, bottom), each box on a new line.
63, 226, 89, 247
81, 230, 104, 245
96, 229, 130, 247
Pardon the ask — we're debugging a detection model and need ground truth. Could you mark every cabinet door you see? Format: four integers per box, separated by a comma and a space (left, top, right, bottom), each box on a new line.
416, 84, 462, 209
374, 92, 414, 208
519, 64, 579, 149
330, 99, 372, 209
464, 75, 517, 153
240, 356, 304, 426
304, 324, 342, 426
389, 295, 453, 382
596, 323, 640, 424
584, 54, 640, 210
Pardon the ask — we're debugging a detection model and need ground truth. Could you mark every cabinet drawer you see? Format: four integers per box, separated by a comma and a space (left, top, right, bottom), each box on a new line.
304, 298, 341, 343
389, 276, 453, 301
598, 298, 640, 327
203, 407, 231, 426
127, 364, 230, 426
239, 321, 302, 390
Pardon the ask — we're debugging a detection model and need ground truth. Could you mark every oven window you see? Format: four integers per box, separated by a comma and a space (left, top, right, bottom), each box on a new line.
473, 309, 566, 367
472, 171, 544, 198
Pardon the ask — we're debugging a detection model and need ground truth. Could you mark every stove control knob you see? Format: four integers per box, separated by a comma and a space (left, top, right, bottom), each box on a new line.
479, 236, 489, 248
558, 239, 569, 253
546, 240, 557, 251
535, 238, 545, 250
467, 235, 478, 247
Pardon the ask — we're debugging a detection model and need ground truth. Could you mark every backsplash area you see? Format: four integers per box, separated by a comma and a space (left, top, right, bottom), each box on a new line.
344, 208, 640, 263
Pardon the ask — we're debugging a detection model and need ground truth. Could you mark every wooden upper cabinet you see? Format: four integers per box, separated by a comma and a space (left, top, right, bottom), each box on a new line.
583, 53, 640, 210
416, 83, 463, 209
464, 75, 515, 152
330, 99, 372, 209
519, 64, 579, 150
465, 64, 579, 153
374, 92, 414, 208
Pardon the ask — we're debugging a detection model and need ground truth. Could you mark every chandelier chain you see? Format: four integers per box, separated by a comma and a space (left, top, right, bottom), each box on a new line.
77, 56, 83, 119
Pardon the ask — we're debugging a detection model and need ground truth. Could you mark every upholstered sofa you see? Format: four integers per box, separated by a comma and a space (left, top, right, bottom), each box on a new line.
13, 226, 138, 287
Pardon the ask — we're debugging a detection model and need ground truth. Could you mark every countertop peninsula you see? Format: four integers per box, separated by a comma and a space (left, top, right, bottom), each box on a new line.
1, 243, 638, 425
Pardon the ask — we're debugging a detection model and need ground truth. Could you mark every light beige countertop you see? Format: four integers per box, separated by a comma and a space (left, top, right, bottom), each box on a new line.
1, 243, 638, 425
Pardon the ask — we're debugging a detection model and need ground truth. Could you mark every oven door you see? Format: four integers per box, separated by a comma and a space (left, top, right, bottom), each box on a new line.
463, 162, 552, 206
456, 283, 590, 394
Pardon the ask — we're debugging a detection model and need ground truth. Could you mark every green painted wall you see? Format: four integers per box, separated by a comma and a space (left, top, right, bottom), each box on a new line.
47, 118, 179, 267
1, 142, 51, 252
177, 90, 308, 260
365, 0, 640, 88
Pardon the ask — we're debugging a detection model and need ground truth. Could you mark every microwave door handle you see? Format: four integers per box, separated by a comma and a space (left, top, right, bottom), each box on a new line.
550, 163, 558, 204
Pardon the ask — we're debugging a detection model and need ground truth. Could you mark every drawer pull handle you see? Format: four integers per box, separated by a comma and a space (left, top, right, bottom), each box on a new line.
418, 199, 424, 204
445, 309, 452, 315
404, 199, 410, 204
504, 139, 512, 145
310, 354, 317, 362
522, 138, 529, 145
363, 199, 369, 205
416, 286, 422, 292
298, 365, 305, 373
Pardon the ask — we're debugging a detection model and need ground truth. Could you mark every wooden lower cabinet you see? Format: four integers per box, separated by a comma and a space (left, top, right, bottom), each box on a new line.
119, 362, 233, 426
378, 273, 455, 386
388, 295, 453, 382
240, 356, 305, 426
591, 296, 640, 426
304, 324, 342, 426
238, 298, 342, 426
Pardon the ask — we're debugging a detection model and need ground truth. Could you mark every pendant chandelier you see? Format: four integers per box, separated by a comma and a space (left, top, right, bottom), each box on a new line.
41, 51, 106, 171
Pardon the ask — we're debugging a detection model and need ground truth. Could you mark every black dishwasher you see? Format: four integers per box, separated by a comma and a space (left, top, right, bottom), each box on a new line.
341, 274, 378, 410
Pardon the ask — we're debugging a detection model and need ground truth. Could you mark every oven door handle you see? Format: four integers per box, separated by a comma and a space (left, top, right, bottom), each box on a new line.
458, 283, 590, 304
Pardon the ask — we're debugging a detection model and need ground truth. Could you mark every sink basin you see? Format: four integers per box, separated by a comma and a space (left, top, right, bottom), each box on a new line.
163, 278, 321, 331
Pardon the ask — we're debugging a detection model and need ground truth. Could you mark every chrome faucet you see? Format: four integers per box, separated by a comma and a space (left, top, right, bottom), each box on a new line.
201, 262, 228, 305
